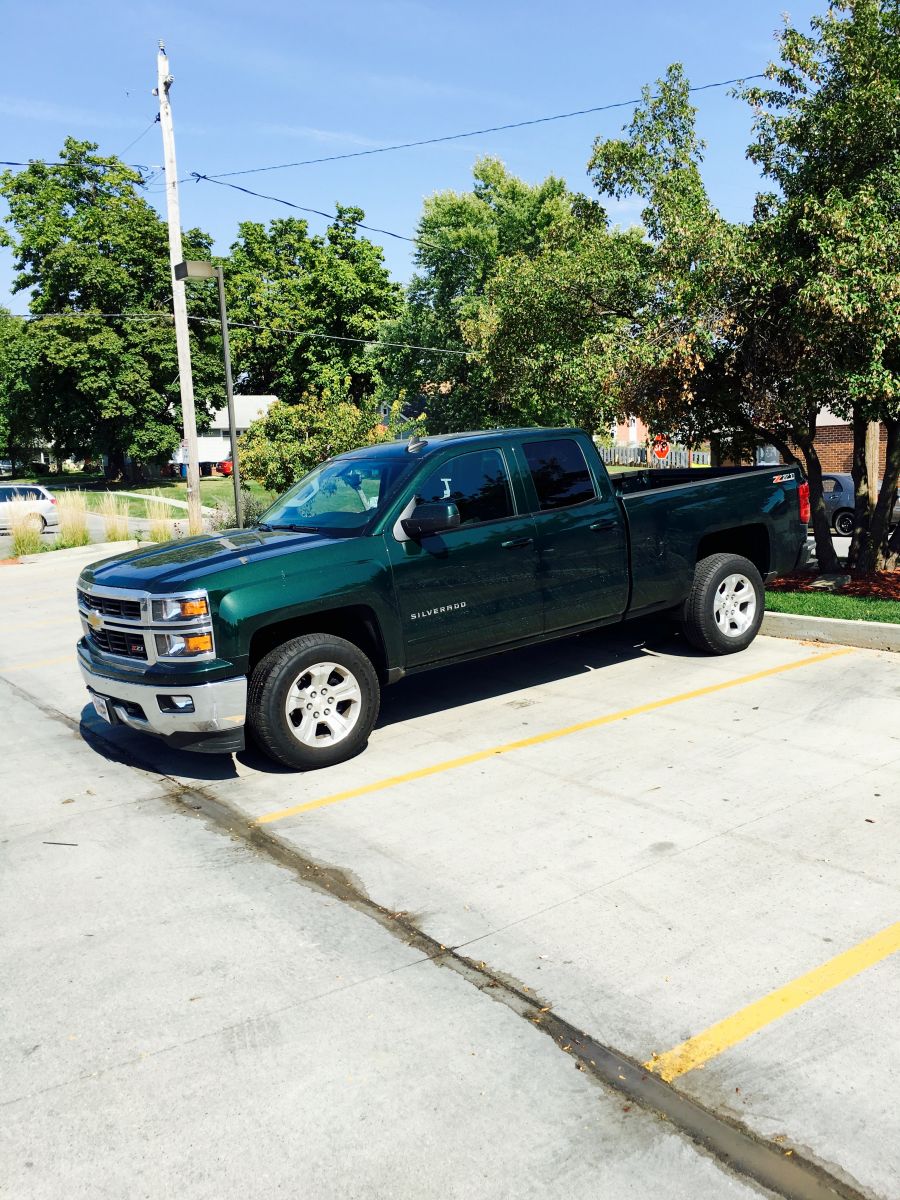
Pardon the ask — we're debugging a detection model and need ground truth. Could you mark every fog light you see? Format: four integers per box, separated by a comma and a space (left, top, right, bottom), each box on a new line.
158, 694, 195, 714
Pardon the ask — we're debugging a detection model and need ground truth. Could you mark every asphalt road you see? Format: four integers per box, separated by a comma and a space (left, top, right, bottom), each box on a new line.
2, 544, 898, 1199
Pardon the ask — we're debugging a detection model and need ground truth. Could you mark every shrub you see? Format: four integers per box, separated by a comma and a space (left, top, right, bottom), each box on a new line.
239, 391, 423, 492
7, 499, 44, 556
98, 492, 130, 541
55, 491, 91, 548
210, 487, 271, 531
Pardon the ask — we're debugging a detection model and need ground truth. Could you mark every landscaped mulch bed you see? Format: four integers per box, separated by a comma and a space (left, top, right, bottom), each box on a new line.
769, 570, 900, 601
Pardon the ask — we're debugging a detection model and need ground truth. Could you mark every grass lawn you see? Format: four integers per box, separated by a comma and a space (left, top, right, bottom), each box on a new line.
766, 589, 900, 625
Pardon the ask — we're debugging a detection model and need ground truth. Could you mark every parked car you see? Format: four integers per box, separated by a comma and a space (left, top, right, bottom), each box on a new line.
821, 473, 900, 536
0, 460, 12, 477
0, 484, 59, 531
218, 458, 233, 477
75, 427, 809, 769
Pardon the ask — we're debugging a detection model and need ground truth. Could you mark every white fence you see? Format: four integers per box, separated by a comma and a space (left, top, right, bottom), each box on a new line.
595, 444, 711, 468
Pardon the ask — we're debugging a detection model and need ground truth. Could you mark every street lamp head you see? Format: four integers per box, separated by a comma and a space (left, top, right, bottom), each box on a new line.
174, 259, 217, 281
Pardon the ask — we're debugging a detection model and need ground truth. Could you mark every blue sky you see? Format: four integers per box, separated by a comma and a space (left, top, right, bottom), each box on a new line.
2, 0, 824, 312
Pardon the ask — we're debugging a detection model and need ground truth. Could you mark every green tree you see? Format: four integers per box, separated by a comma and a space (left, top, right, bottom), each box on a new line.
0, 308, 36, 467
586, 63, 848, 572
0, 139, 221, 475
461, 205, 652, 433
738, 0, 900, 570
224, 208, 401, 404
238, 389, 417, 493
375, 158, 574, 430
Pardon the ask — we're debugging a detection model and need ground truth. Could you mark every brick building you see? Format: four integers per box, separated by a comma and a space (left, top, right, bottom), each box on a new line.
809, 410, 888, 473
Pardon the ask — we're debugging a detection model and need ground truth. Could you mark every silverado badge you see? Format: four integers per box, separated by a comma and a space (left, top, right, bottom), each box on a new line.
87, 609, 104, 632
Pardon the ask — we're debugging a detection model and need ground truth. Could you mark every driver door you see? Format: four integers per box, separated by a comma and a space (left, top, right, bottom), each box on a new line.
388, 448, 541, 667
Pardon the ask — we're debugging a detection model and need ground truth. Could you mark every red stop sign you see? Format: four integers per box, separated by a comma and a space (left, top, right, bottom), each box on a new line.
652, 436, 670, 461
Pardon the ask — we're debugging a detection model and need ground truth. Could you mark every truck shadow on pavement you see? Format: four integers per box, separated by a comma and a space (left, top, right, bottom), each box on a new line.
78, 617, 686, 783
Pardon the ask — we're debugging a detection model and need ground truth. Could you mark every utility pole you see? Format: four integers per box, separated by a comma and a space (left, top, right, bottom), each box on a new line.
155, 42, 203, 536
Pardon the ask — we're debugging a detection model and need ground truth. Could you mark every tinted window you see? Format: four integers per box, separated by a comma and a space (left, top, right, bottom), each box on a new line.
523, 438, 596, 510
416, 450, 514, 526
17, 488, 41, 500
0, 487, 13, 502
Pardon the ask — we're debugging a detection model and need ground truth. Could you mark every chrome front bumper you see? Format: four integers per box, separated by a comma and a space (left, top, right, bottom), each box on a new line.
78, 655, 247, 752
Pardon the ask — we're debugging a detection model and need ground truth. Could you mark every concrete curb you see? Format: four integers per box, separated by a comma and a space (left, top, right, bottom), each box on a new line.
17, 540, 141, 565
762, 609, 900, 653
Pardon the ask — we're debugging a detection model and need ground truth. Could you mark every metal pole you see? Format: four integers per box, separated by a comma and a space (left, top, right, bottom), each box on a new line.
215, 266, 243, 528
155, 43, 203, 536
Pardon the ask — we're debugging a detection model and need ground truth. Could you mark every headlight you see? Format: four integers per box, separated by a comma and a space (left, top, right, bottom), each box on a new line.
155, 632, 214, 658
152, 595, 209, 622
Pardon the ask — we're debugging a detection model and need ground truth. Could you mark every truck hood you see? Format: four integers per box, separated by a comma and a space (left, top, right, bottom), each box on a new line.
79, 527, 356, 593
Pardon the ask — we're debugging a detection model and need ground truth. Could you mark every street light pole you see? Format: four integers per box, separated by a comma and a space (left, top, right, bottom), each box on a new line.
175, 259, 243, 528
215, 265, 243, 528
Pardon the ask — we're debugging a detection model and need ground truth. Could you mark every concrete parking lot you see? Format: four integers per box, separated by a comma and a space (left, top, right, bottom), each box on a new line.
2, 545, 898, 1199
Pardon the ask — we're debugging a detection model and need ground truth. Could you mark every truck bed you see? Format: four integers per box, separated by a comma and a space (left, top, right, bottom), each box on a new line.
613, 465, 806, 615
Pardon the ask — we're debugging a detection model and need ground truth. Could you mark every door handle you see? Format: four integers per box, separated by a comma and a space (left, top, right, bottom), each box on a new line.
501, 536, 534, 549
589, 519, 617, 532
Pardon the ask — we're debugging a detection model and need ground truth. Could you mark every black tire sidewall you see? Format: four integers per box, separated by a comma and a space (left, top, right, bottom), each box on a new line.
684, 554, 764, 654
834, 511, 854, 537
248, 635, 380, 770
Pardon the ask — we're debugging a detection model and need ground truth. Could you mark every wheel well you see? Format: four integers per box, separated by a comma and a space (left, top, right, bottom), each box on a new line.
248, 606, 388, 679
696, 524, 770, 576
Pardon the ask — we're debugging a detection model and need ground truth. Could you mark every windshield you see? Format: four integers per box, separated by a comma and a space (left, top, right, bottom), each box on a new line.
259, 456, 410, 535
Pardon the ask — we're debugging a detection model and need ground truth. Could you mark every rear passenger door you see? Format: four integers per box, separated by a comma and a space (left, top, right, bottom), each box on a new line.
388, 447, 541, 666
518, 435, 628, 632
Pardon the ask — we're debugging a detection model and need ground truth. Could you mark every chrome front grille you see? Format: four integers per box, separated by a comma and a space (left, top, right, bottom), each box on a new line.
76, 578, 215, 667
78, 588, 142, 622
88, 627, 148, 660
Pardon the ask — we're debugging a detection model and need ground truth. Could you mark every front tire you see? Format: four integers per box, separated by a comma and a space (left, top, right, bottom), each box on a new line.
682, 553, 764, 655
248, 633, 380, 769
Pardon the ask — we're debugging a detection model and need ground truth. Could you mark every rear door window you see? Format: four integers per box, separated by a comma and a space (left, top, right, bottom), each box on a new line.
523, 438, 596, 511
416, 449, 514, 526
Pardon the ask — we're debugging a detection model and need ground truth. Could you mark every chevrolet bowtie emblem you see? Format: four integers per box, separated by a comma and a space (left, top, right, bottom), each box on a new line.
87, 609, 104, 632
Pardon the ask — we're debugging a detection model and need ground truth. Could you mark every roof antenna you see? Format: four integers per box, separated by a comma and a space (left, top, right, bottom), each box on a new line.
406, 434, 428, 453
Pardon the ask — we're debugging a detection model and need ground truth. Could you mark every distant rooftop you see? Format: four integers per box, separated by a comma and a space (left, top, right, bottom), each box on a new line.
209, 395, 277, 431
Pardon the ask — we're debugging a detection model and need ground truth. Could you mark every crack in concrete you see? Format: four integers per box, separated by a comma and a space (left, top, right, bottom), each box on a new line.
1, 669, 877, 1200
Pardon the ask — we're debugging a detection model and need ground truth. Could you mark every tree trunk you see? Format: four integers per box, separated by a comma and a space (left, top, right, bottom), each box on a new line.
872, 418, 900, 571
848, 408, 875, 568
797, 437, 841, 574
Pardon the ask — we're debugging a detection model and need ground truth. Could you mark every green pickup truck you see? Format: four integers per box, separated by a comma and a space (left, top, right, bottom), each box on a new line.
76, 428, 810, 769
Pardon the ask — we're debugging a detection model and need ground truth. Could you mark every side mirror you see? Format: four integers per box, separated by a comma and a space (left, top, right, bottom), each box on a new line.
401, 501, 461, 539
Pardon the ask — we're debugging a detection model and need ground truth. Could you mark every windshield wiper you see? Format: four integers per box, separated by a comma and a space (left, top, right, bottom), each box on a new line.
263, 523, 319, 533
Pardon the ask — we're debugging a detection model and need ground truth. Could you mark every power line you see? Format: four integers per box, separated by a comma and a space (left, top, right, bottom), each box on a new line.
190, 173, 436, 248
21, 309, 467, 355
116, 115, 160, 159
199, 73, 766, 180
186, 314, 466, 354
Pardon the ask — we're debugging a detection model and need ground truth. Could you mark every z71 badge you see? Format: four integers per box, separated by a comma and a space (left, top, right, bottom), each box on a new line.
772, 472, 796, 483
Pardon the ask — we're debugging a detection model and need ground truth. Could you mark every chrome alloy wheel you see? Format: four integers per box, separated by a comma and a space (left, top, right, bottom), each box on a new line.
713, 573, 757, 638
284, 661, 363, 747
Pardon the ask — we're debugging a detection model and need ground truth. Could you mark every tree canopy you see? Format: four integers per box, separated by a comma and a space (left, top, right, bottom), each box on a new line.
224, 209, 402, 403
0, 139, 222, 472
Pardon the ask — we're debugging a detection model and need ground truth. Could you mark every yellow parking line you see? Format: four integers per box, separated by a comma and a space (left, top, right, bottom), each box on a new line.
1, 654, 72, 673
646, 920, 900, 1082
255, 646, 852, 826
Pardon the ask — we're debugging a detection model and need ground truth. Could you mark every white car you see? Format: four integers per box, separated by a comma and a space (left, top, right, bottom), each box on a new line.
0, 484, 60, 531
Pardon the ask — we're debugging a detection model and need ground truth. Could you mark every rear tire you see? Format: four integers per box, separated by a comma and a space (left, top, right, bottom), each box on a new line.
682, 553, 764, 655
248, 633, 380, 770
833, 510, 854, 537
